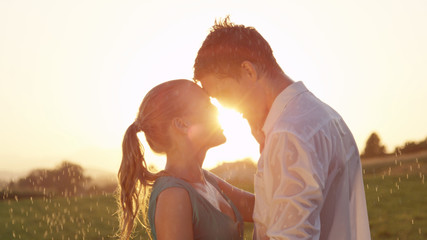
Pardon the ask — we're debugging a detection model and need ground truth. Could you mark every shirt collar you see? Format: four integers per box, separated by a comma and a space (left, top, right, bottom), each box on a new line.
262, 81, 309, 135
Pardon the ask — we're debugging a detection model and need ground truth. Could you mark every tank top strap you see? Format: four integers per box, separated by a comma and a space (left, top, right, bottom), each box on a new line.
203, 170, 244, 229
148, 176, 202, 237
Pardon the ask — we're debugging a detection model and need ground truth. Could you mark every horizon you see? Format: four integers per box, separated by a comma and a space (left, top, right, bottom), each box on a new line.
2, 134, 426, 181
1, 0, 427, 174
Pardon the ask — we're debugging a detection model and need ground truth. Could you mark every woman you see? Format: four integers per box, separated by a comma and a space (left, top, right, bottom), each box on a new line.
118, 79, 254, 240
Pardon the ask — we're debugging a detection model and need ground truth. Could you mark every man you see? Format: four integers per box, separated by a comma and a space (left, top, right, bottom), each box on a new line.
193, 17, 371, 240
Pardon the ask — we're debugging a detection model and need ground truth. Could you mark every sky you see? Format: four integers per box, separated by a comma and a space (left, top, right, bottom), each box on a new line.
1, 0, 426, 175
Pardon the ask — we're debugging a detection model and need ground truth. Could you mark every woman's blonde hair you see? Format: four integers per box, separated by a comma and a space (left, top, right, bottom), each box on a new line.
117, 79, 200, 239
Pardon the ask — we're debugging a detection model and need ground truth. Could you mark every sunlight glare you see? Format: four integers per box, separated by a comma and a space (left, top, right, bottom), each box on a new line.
203, 98, 260, 169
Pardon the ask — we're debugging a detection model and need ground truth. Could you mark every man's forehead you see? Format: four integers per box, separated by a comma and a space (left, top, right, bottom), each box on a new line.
200, 86, 210, 95
197, 74, 219, 96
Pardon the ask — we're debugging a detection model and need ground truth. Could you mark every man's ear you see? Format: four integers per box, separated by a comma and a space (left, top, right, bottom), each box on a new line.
241, 61, 258, 82
171, 117, 189, 134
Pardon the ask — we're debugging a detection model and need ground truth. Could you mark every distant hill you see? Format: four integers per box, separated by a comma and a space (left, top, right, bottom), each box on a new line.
0, 168, 117, 187
84, 168, 117, 187
362, 149, 427, 176
0, 170, 28, 182
210, 159, 256, 192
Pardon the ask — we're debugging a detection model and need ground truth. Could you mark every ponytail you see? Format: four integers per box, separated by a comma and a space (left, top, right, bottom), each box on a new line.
117, 122, 160, 240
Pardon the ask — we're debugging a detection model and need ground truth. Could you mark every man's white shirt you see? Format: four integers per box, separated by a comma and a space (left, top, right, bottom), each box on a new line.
253, 81, 371, 240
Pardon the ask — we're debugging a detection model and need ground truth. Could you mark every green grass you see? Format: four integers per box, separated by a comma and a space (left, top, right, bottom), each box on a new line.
364, 174, 427, 240
0, 193, 251, 240
1, 155, 426, 239
362, 155, 427, 240
0, 194, 125, 240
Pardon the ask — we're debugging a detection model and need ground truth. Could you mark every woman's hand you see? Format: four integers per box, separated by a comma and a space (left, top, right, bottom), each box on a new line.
206, 171, 255, 222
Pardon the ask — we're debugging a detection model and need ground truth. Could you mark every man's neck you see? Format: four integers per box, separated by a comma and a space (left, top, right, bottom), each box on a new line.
263, 73, 294, 109
248, 73, 293, 151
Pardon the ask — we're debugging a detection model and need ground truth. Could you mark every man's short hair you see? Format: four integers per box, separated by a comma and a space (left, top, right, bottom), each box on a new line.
194, 16, 283, 81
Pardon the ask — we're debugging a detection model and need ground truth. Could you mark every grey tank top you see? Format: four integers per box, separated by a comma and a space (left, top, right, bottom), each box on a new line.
148, 172, 244, 240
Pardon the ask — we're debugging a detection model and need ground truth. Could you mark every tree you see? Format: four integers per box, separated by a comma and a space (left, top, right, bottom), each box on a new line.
395, 137, 427, 155
52, 161, 91, 196
12, 161, 91, 196
361, 132, 386, 158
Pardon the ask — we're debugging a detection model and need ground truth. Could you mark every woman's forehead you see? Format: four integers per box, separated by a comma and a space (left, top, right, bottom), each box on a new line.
187, 84, 210, 99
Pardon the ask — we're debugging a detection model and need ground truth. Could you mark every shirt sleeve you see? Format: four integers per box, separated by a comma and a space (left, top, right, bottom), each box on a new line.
262, 132, 326, 240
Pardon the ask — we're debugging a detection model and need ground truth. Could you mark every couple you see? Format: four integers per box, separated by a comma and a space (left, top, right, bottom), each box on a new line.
118, 18, 371, 240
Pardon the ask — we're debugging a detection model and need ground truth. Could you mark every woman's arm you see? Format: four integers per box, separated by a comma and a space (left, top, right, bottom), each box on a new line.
206, 171, 255, 222
155, 187, 194, 240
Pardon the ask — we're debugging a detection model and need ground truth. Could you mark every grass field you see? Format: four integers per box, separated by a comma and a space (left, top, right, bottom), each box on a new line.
362, 154, 427, 240
1, 154, 426, 239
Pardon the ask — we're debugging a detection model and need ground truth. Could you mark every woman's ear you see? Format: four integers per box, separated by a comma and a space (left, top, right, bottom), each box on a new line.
241, 61, 258, 82
171, 117, 190, 135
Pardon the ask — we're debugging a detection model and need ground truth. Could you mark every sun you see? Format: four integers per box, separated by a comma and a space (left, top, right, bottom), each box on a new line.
203, 99, 260, 169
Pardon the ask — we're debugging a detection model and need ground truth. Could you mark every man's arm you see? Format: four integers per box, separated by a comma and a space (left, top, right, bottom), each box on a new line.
261, 132, 325, 239
155, 187, 194, 240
